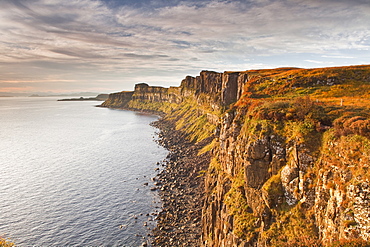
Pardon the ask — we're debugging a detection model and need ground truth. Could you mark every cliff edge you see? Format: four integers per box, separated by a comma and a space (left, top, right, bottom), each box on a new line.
101, 65, 370, 246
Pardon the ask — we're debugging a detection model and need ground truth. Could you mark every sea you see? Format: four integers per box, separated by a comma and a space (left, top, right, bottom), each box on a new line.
0, 97, 168, 246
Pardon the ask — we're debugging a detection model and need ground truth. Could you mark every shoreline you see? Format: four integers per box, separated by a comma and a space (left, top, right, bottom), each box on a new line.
96, 105, 212, 245
96, 105, 166, 117
150, 118, 212, 246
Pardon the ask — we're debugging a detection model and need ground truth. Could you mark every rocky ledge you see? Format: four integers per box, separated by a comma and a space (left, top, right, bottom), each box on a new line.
150, 118, 212, 246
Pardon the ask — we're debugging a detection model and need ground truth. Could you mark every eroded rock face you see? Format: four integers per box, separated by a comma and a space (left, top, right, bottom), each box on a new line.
202, 110, 294, 246
101, 70, 248, 111
99, 91, 134, 108
348, 182, 370, 241
201, 102, 370, 246
313, 160, 370, 244
133, 83, 182, 104
222, 72, 240, 106
100, 67, 370, 246
197, 71, 223, 96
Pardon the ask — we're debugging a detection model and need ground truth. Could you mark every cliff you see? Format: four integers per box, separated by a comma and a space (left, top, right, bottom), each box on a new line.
101, 65, 370, 246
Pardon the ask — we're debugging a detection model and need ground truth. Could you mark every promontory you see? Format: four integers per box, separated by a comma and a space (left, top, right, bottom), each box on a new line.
101, 65, 370, 247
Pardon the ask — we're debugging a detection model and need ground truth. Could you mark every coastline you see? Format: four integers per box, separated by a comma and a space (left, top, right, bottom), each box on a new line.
99, 104, 212, 246
97, 65, 370, 245
150, 118, 212, 246
96, 105, 166, 117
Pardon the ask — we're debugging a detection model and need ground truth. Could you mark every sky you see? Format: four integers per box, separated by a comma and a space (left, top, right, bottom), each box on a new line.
0, 0, 369, 94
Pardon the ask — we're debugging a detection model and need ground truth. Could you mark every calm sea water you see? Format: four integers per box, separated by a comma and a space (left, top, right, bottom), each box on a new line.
0, 97, 168, 246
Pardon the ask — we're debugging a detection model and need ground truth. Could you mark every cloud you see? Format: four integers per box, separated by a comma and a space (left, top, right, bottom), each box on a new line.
123, 0, 369, 54
322, 55, 355, 59
305, 60, 326, 64
0, 0, 369, 92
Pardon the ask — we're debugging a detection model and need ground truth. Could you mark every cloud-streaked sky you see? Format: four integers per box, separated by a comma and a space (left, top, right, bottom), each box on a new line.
1, 0, 369, 93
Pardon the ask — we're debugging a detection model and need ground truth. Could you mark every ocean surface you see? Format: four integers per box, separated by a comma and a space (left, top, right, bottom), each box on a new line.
0, 97, 168, 246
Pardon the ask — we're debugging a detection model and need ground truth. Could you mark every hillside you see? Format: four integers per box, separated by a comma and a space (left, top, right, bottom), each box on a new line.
101, 65, 370, 246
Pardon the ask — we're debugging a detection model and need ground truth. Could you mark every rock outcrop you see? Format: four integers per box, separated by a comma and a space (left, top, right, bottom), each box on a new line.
101, 65, 370, 246
100, 91, 134, 108
101, 70, 246, 112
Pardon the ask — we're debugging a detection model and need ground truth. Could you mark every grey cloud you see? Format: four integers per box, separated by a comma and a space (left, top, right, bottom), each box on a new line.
120, 0, 362, 56
50, 48, 105, 59
6, 0, 364, 63
2, 0, 36, 10
123, 53, 170, 59
0, 0, 369, 93
7, 1, 77, 28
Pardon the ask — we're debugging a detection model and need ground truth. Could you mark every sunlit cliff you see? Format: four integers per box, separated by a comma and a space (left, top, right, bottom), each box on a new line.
101, 65, 370, 246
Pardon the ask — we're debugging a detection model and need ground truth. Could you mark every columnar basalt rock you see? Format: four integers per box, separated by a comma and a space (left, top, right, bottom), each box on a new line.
197, 70, 223, 96
221, 72, 240, 106
132, 83, 182, 104
101, 70, 244, 112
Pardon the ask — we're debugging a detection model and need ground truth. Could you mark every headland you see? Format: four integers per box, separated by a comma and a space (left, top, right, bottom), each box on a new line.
101, 65, 370, 246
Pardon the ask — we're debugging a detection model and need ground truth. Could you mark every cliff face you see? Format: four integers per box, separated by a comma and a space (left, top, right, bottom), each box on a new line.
101, 65, 370, 246
100, 91, 134, 108
202, 102, 370, 246
132, 83, 182, 104
101, 70, 246, 113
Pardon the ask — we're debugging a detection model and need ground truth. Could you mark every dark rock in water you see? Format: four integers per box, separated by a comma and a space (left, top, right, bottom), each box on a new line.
150, 187, 157, 191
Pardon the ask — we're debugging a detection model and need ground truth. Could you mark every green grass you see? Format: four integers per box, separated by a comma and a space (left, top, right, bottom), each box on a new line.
224, 171, 258, 240
198, 138, 217, 155
165, 98, 218, 143
127, 100, 177, 114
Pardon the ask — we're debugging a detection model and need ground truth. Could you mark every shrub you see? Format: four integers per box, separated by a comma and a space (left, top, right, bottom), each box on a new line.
254, 97, 327, 125
293, 96, 317, 120
274, 235, 322, 247
0, 237, 15, 247
329, 238, 370, 247
334, 116, 370, 138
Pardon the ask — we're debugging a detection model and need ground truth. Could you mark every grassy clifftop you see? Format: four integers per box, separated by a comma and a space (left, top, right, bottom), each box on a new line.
201, 65, 370, 246
237, 65, 370, 99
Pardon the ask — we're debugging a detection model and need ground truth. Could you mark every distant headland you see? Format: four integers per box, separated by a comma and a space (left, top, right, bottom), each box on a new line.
57, 94, 109, 101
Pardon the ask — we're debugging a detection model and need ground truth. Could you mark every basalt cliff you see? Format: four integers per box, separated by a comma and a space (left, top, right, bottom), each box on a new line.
101, 65, 370, 246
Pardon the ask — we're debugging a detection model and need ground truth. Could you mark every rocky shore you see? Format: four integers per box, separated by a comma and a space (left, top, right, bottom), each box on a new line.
150, 118, 212, 247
